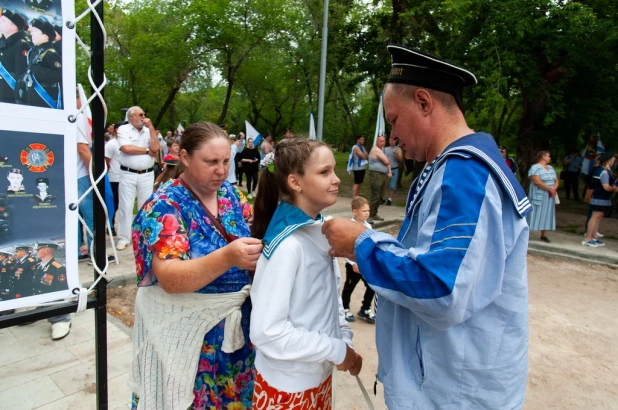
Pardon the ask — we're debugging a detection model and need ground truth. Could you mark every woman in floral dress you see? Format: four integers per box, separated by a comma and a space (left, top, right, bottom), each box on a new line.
130, 122, 263, 410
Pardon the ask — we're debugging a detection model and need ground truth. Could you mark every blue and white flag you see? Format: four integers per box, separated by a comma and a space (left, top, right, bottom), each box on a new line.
581, 137, 604, 175
245, 121, 263, 149
372, 93, 385, 148
309, 110, 317, 140
347, 143, 368, 174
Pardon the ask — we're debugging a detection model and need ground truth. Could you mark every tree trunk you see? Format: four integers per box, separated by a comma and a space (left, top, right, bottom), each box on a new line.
154, 86, 182, 128
516, 93, 549, 188
218, 66, 234, 125
335, 77, 357, 136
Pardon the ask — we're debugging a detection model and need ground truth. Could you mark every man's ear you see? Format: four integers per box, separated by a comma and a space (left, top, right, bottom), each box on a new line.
414, 88, 434, 115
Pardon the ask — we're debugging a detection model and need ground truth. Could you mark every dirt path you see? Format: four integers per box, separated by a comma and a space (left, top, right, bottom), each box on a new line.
107, 255, 618, 409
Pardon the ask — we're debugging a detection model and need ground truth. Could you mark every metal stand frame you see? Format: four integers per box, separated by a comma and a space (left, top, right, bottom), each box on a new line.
0, 1, 108, 408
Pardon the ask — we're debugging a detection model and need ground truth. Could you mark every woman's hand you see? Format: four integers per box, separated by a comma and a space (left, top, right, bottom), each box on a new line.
225, 237, 263, 270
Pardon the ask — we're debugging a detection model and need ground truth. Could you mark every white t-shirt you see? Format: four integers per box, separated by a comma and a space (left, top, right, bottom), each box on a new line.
76, 113, 91, 179
104, 138, 122, 182
226, 144, 237, 184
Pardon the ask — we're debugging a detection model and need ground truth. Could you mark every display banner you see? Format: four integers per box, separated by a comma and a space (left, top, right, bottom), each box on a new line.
0, 0, 78, 310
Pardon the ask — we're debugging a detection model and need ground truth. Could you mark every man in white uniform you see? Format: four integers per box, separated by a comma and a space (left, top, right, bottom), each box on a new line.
115, 106, 159, 250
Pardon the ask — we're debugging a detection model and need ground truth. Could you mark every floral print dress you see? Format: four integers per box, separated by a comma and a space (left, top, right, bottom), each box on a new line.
131, 179, 255, 410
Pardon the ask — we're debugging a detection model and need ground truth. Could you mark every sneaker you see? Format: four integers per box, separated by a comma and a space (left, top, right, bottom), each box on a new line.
116, 242, 127, 251
380, 198, 386, 205
372, 215, 384, 221
78, 254, 90, 262
595, 239, 605, 247
581, 240, 600, 248
597, 232, 605, 238
358, 309, 376, 324
247, 193, 254, 199
51, 321, 71, 340
344, 309, 355, 322
540, 236, 551, 243
386, 199, 392, 206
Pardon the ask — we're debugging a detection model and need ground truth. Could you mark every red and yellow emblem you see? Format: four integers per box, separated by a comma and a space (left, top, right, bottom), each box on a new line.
20, 143, 55, 172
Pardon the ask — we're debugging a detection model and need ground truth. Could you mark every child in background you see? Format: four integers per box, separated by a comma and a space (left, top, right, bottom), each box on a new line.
341, 196, 376, 324
250, 138, 362, 409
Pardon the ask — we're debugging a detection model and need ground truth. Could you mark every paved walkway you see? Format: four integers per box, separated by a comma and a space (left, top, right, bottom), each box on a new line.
1, 197, 617, 409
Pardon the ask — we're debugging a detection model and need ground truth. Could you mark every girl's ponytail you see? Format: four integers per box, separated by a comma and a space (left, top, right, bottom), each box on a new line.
251, 168, 279, 239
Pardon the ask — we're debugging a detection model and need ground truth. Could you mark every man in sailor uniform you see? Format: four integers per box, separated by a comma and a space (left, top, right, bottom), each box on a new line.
323, 45, 531, 409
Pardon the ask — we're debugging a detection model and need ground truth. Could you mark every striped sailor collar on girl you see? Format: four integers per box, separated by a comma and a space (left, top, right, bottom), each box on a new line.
406, 132, 531, 218
261, 201, 324, 259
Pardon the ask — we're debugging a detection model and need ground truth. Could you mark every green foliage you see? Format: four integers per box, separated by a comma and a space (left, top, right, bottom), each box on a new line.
91, 0, 617, 171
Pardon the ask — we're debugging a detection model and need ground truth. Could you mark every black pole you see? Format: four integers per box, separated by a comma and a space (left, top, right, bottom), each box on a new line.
91, 0, 108, 408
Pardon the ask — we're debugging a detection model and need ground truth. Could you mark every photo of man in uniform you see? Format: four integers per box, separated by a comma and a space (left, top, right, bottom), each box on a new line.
7, 168, 25, 192
33, 177, 55, 203
12, 244, 36, 298
0, 250, 16, 300
0, 8, 32, 104
33, 242, 66, 295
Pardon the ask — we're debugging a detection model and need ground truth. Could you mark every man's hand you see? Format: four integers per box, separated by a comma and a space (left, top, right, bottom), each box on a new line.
337, 344, 362, 374
352, 263, 360, 273
143, 118, 154, 128
322, 218, 368, 260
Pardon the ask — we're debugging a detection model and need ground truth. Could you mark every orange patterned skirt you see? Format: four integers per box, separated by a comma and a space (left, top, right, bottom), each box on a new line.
252, 369, 333, 410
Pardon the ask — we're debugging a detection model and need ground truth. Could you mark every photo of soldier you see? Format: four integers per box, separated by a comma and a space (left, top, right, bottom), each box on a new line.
0, 250, 16, 300
32, 176, 55, 203
24, 0, 54, 13
0, 8, 32, 104
12, 244, 36, 298
32, 241, 66, 295
14, 16, 62, 109
6, 168, 25, 192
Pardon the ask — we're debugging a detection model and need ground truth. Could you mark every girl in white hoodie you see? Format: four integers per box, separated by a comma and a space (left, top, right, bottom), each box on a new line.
250, 139, 362, 409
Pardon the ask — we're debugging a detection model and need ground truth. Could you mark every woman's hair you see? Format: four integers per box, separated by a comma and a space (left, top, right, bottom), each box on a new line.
176, 122, 227, 174
251, 138, 328, 239
536, 150, 550, 162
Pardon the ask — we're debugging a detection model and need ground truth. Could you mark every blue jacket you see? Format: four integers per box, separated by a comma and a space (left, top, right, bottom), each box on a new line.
355, 133, 531, 409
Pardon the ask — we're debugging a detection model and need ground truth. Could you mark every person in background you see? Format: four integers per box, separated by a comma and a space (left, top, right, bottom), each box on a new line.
104, 122, 123, 236
261, 133, 274, 159
582, 152, 616, 247
384, 135, 403, 205
235, 132, 245, 186
157, 129, 169, 157
563, 149, 582, 200
347, 135, 369, 199
115, 106, 159, 251
368, 135, 392, 222
241, 137, 260, 199
341, 196, 375, 324
226, 135, 240, 186
162, 140, 180, 163
500, 146, 518, 174
527, 150, 558, 243
129, 121, 261, 409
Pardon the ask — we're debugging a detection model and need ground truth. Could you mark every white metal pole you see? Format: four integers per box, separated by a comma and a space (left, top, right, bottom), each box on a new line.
317, 0, 329, 142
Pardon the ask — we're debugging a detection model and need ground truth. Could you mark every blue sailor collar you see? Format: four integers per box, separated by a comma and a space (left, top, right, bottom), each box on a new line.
407, 132, 531, 218
262, 201, 324, 259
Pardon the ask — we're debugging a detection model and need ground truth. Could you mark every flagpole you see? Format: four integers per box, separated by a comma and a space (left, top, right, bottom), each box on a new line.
317, 0, 329, 142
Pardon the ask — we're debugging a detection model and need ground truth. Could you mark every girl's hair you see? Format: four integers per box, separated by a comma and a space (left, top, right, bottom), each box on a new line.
176, 121, 227, 174
251, 138, 328, 239
154, 163, 181, 190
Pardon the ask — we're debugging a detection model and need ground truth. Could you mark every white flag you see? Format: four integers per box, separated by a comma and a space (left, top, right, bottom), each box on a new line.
245, 121, 263, 148
177, 123, 185, 135
373, 93, 385, 148
309, 110, 317, 140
